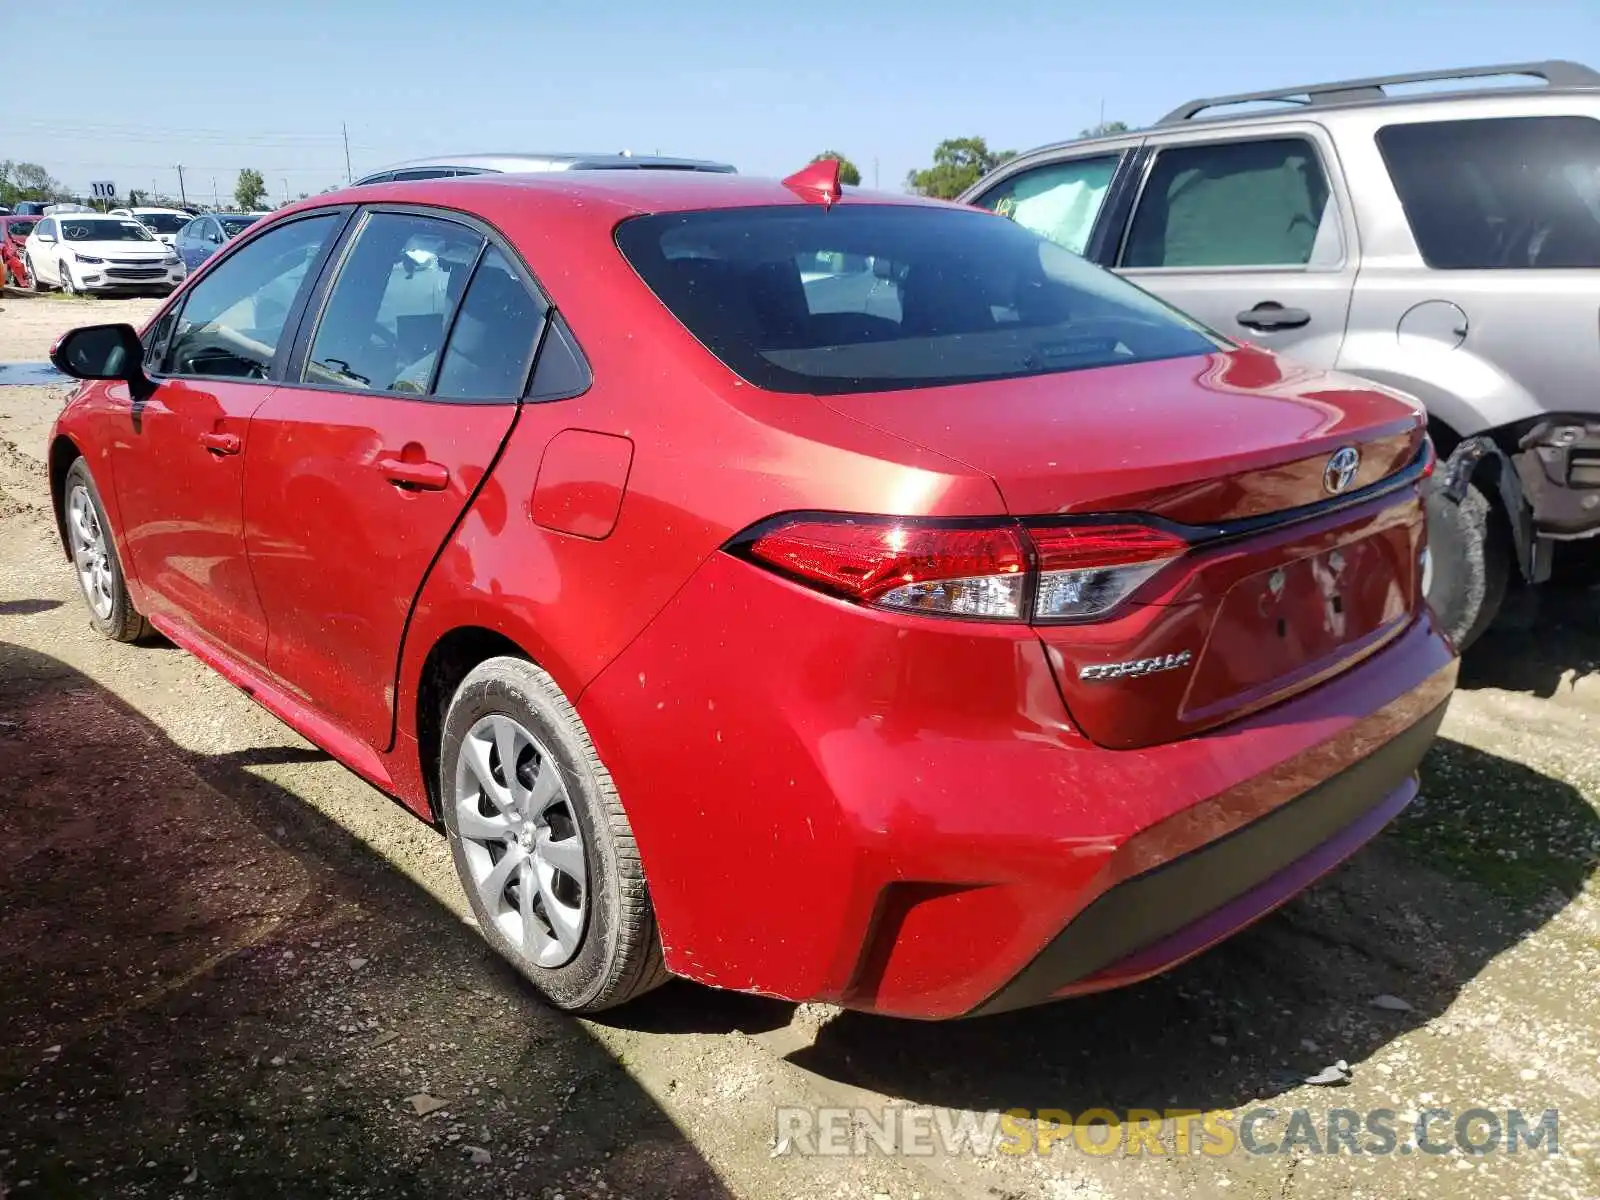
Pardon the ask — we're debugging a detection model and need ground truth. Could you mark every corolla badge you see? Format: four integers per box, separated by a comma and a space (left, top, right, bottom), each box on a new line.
1078, 650, 1193, 682
1323, 446, 1362, 495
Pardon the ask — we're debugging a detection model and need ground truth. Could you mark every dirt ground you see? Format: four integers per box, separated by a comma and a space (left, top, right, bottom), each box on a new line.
1, 290, 1597, 1200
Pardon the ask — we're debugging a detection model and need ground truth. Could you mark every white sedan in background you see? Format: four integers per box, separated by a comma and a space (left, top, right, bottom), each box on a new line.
23, 214, 185, 295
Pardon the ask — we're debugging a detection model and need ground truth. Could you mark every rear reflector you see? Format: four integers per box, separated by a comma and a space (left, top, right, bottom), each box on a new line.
740, 517, 1185, 623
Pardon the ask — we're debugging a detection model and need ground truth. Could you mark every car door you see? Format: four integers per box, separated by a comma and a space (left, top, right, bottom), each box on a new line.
243, 207, 539, 748
176, 218, 203, 270
30, 219, 58, 284
111, 211, 347, 665
1111, 126, 1358, 369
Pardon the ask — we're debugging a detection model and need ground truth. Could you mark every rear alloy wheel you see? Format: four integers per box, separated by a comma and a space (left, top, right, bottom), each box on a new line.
62, 458, 149, 642
440, 656, 667, 1012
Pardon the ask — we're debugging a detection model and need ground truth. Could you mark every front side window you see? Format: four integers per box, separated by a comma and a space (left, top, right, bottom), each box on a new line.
1377, 116, 1600, 269
61, 219, 156, 243
305, 212, 484, 393
973, 155, 1121, 256
36, 220, 55, 239
163, 214, 341, 379
616, 204, 1222, 395
1122, 138, 1335, 269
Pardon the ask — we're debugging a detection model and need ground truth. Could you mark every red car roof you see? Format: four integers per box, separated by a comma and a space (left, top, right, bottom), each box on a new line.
290, 170, 949, 227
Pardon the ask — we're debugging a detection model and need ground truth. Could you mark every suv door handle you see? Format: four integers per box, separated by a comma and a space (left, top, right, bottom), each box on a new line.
377, 456, 450, 491
1237, 302, 1312, 332
199, 431, 242, 455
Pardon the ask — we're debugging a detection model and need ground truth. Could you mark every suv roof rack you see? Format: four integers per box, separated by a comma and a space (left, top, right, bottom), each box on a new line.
1156, 60, 1600, 125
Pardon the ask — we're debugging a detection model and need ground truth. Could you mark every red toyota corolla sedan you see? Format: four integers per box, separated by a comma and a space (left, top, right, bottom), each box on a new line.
46, 162, 1456, 1019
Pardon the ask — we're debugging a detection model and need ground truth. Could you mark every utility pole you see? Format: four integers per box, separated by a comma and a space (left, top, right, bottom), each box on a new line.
213, 177, 219, 208
342, 122, 353, 184
282, 178, 290, 207
174, 163, 187, 206
873, 158, 879, 189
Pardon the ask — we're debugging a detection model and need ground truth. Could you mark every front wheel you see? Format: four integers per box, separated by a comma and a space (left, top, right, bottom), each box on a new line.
27, 255, 45, 292
439, 656, 668, 1013
61, 458, 149, 642
1424, 477, 1511, 653
58, 260, 77, 296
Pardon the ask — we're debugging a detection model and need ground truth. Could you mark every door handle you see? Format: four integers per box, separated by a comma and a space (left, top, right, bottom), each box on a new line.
1237, 302, 1312, 332
377, 456, 450, 491
200, 431, 242, 455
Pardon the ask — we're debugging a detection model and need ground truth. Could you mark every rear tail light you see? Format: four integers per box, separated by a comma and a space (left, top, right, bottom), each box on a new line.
738, 517, 1186, 623
1029, 524, 1188, 621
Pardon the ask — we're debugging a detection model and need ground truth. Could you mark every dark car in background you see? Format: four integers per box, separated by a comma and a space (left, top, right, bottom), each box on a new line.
1, 215, 38, 287
174, 212, 263, 272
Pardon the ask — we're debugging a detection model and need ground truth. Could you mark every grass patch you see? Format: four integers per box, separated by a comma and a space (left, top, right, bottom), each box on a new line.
1393, 737, 1600, 906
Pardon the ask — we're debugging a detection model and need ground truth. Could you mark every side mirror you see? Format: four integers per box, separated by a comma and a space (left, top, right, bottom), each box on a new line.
51, 323, 154, 398
37, 232, 56, 243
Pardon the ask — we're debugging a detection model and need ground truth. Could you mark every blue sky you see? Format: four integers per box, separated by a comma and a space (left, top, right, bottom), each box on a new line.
9, 0, 1596, 202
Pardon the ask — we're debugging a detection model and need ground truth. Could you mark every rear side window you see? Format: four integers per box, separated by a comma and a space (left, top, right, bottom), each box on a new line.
1122, 138, 1335, 269
306, 212, 484, 393
972, 155, 1121, 256
433, 246, 547, 399
1377, 116, 1600, 269
615, 205, 1221, 395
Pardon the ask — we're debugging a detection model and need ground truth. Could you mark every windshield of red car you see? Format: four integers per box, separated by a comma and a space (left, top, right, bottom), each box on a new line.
61, 220, 156, 243
6, 220, 36, 240
615, 204, 1223, 395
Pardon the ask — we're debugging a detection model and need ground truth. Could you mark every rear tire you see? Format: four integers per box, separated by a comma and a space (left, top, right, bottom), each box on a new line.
439, 656, 668, 1013
1424, 476, 1510, 653
61, 458, 150, 643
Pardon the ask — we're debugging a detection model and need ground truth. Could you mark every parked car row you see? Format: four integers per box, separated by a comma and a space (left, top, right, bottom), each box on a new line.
30, 59, 1599, 1022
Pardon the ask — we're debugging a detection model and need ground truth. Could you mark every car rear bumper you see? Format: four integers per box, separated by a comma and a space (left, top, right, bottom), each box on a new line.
578, 552, 1458, 1019
970, 698, 1444, 1014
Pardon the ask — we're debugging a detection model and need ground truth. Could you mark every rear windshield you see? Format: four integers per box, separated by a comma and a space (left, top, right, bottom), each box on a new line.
6, 219, 36, 238
138, 212, 190, 234
615, 205, 1222, 395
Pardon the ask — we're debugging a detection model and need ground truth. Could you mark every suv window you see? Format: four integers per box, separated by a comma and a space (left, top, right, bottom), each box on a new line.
973, 155, 1121, 256
1377, 116, 1600, 269
433, 246, 547, 399
163, 214, 340, 379
305, 212, 484, 393
1123, 138, 1334, 269
615, 205, 1221, 395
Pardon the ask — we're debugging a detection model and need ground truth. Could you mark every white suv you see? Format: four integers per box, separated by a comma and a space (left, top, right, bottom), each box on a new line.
108, 206, 193, 247
24, 214, 185, 295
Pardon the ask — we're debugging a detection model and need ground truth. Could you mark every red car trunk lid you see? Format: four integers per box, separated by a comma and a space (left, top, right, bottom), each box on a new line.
824, 348, 1430, 749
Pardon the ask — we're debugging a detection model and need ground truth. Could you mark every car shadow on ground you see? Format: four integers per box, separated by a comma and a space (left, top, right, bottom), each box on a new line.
0, 598, 61, 616
1460, 574, 1600, 698
618, 738, 1597, 1119
0, 641, 733, 1200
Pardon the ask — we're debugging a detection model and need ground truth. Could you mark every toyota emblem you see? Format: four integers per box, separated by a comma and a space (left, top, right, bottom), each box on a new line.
1323, 446, 1361, 495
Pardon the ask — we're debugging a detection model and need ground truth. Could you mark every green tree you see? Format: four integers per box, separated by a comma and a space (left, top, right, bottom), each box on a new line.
234, 168, 267, 211
809, 151, 862, 187
1080, 120, 1131, 138
904, 137, 1016, 200
0, 161, 67, 207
